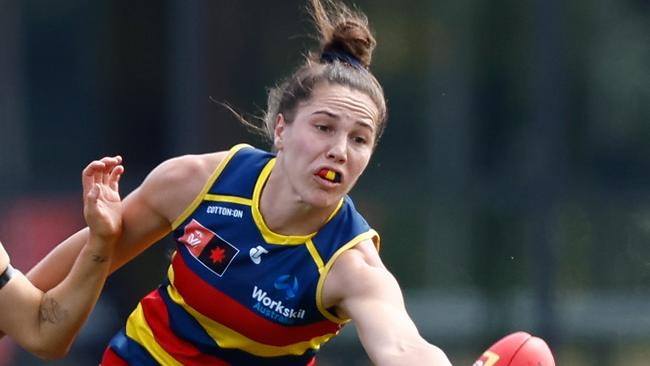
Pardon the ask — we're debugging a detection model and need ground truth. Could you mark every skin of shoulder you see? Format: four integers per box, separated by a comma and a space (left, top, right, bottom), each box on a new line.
321, 239, 392, 314
137, 151, 228, 223
322, 240, 452, 366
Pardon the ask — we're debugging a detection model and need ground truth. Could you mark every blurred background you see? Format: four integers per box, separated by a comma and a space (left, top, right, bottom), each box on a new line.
1, 0, 649, 365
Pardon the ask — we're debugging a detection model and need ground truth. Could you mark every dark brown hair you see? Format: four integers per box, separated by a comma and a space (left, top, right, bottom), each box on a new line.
249, 0, 387, 146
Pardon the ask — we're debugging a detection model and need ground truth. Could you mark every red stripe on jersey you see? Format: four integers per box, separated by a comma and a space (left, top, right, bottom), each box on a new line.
172, 252, 341, 346
140, 291, 230, 366
100, 346, 129, 366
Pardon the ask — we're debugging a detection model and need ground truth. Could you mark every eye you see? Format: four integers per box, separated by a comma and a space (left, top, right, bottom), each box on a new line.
315, 124, 330, 132
352, 135, 369, 145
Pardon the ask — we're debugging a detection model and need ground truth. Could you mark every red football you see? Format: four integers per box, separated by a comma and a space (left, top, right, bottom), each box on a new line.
472, 331, 556, 366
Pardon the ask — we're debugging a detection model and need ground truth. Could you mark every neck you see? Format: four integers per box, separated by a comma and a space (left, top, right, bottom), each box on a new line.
259, 170, 337, 236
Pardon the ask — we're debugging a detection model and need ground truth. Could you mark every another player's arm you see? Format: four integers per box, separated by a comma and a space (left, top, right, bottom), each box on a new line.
27, 170, 170, 291
0, 159, 123, 359
0, 237, 113, 359
323, 240, 452, 366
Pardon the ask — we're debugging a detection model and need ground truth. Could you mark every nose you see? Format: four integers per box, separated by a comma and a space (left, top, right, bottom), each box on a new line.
326, 135, 347, 163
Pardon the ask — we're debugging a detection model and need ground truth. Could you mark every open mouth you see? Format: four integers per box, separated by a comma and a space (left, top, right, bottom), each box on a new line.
316, 168, 342, 183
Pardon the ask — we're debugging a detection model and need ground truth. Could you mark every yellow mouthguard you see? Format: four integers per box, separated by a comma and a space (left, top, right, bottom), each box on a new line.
324, 170, 336, 181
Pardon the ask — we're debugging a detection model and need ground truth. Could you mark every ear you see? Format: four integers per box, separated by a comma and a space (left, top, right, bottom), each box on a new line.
274, 113, 286, 150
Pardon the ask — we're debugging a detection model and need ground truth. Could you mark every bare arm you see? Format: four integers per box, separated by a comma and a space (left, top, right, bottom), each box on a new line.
27, 152, 228, 290
323, 240, 452, 366
0, 158, 123, 359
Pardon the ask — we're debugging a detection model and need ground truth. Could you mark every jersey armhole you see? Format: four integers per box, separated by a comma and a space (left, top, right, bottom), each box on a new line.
314, 229, 380, 324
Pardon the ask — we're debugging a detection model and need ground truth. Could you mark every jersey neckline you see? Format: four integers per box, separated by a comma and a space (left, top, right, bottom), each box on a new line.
251, 158, 344, 245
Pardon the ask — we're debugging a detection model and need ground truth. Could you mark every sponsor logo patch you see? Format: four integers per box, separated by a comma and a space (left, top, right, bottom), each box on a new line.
249, 245, 268, 264
179, 219, 239, 277
274, 274, 299, 300
251, 275, 305, 324
206, 205, 244, 218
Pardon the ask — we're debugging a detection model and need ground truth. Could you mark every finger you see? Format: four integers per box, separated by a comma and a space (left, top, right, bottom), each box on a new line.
82, 161, 105, 194
94, 167, 104, 189
102, 161, 110, 186
102, 156, 122, 185
108, 164, 124, 192
82, 161, 106, 178
99, 155, 122, 168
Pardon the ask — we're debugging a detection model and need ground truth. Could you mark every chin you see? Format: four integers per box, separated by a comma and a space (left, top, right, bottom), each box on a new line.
302, 191, 342, 210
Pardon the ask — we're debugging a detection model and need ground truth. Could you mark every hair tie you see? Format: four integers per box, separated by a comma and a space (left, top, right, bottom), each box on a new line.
320, 51, 365, 69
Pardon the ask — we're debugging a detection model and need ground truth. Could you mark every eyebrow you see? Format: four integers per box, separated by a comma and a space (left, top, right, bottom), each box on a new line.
311, 110, 375, 132
312, 110, 338, 119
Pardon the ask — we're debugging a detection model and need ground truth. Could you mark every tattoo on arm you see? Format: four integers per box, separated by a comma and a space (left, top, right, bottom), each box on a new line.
92, 254, 108, 263
39, 296, 68, 324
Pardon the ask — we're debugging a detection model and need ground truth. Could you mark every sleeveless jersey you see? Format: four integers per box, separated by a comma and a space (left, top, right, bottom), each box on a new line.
101, 144, 380, 365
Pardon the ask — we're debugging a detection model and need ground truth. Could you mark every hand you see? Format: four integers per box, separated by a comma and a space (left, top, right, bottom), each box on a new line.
82, 156, 124, 240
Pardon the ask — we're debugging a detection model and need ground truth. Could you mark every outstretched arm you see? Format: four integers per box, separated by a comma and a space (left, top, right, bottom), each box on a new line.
0, 157, 123, 359
26, 152, 228, 294
323, 240, 452, 366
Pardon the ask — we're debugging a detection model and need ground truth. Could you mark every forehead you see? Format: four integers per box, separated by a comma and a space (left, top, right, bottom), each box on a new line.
299, 83, 379, 125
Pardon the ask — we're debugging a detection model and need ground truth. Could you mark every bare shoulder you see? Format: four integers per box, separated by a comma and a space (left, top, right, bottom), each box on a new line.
334, 240, 385, 274
136, 151, 229, 222
148, 151, 227, 182
323, 240, 398, 310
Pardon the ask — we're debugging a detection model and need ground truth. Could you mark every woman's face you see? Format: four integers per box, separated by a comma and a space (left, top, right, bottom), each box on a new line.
274, 83, 379, 208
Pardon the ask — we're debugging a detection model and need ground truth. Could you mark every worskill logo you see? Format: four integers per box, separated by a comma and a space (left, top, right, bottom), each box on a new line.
251, 275, 305, 324
274, 274, 299, 300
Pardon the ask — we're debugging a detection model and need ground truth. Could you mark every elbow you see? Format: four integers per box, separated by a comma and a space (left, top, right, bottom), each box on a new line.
425, 345, 452, 366
36, 349, 71, 361
377, 340, 452, 366
23, 338, 73, 360
32, 346, 72, 360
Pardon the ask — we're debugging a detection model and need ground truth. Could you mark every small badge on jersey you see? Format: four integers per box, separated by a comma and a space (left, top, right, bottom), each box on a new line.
179, 219, 239, 277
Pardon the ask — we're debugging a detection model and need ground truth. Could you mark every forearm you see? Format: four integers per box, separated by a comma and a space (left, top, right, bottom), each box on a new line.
1, 155, 126, 357
27, 228, 88, 291
30, 234, 113, 358
360, 318, 452, 366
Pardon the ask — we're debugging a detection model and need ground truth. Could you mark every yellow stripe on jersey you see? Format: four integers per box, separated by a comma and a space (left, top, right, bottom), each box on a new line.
305, 239, 325, 272
204, 194, 252, 206
315, 229, 380, 324
250, 159, 345, 245
326, 198, 345, 222
251, 159, 313, 244
172, 144, 251, 230
125, 304, 184, 366
164, 283, 336, 357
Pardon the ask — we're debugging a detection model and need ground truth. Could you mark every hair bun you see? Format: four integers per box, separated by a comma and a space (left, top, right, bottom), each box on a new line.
311, 0, 377, 69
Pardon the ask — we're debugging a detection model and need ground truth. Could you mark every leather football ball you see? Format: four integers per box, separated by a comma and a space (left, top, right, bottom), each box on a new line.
472, 331, 555, 366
